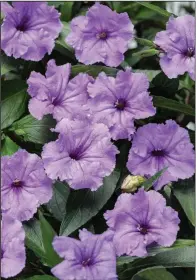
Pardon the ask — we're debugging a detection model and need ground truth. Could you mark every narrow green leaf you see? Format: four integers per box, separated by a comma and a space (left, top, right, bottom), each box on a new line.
47, 181, 70, 221
1, 54, 17, 76
131, 266, 177, 280
142, 168, 167, 190
10, 115, 56, 144
173, 178, 195, 226
38, 211, 62, 267
136, 2, 172, 18
1, 80, 28, 130
135, 37, 156, 48
1, 136, 19, 156
153, 96, 195, 116
71, 65, 118, 78
133, 49, 159, 58
60, 2, 74, 22
60, 171, 120, 236
25, 276, 57, 280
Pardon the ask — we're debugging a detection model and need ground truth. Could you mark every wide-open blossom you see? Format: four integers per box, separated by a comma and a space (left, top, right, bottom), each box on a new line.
1, 215, 26, 278
52, 229, 117, 280
154, 15, 195, 80
66, 3, 134, 67
27, 59, 93, 121
127, 120, 195, 190
87, 69, 156, 140
42, 118, 119, 190
1, 2, 62, 61
1, 150, 52, 221
104, 188, 180, 257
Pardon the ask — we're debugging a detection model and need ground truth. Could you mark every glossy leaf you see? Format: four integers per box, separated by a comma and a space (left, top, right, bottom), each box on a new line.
25, 276, 57, 280
1, 136, 19, 156
60, 2, 74, 22
133, 49, 159, 58
131, 266, 177, 280
135, 37, 156, 48
136, 2, 172, 18
142, 168, 167, 190
71, 64, 118, 78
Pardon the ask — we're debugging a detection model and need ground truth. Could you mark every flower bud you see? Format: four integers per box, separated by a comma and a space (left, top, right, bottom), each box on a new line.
121, 175, 146, 193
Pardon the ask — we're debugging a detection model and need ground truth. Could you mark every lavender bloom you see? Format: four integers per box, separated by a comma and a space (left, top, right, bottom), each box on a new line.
42, 118, 119, 190
27, 59, 93, 121
154, 15, 195, 80
66, 3, 134, 67
1, 215, 26, 278
1, 2, 62, 61
104, 188, 180, 257
1, 150, 52, 221
127, 120, 195, 190
87, 69, 156, 140
51, 229, 117, 280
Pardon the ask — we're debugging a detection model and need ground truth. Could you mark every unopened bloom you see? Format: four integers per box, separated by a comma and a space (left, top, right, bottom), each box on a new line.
1, 2, 62, 61
104, 188, 180, 257
121, 175, 146, 193
1, 215, 26, 278
87, 69, 156, 140
27, 59, 93, 121
127, 120, 195, 190
52, 229, 117, 280
154, 15, 195, 80
1, 150, 52, 221
42, 118, 119, 190
66, 3, 134, 67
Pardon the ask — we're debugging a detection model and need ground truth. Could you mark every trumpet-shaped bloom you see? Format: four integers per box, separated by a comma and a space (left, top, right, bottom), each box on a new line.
42, 118, 119, 190
1, 215, 26, 278
27, 59, 93, 121
104, 188, 180, 257
1, 2, 62, 61
154, 15, 195, 80
127, 120, 195, 190
1, 150, 52, 221
52, 229, 117, 280
87, 69, 156, 140
66, 3, 134, 67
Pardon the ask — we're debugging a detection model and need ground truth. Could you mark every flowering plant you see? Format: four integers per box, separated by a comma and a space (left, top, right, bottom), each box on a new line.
1, 2, 195, 280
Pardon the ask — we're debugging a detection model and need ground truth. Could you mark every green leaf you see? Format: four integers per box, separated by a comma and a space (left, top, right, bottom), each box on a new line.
60, 171, 120, 236
1, 80, 28, 130
38, 211, 62, 267
60, 2, 74, 22
1, 54, 17, 76
10, 115, 56, 144
153, 96, 195, 116
47, 181, 70, 221
136, 2, 172, 18
134, 70, 161, 82
1, 136, 19, 156
24, 276, 57, 280
151, 72, 179, 97
71, 65, 118, 78
142, 168, 167, 190
173, 178, 195, 226
135, 37, 156, 48
118, 246, 195, 280
48, 2, 64, 7
133, 49, 159, 58
131, 266, 177, 280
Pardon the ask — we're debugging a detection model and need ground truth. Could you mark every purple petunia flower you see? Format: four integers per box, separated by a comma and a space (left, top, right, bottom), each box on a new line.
1, 150, 52, 221
87, 69, 156, 140
27, 59, 94, 121
127, 120, 195, 190
154, 15, 195, 80
1, 215, 26, 278
51, 228, 117, 280
42, 118, 119, 190
1, 2, 62, 61
66, 3, 134, 67
104, 188, 180, 257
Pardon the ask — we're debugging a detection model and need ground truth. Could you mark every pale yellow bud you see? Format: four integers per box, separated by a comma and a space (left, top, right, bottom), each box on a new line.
121, 175, 146, 193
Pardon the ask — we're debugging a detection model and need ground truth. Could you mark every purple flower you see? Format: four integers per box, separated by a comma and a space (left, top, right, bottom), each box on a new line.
1, 2, 62, 61
127, 120, 195, 190
104, 188, 180, 257
87, 69, 156, 140
1, 215, 26, 278
51, 229, 117, 280
154, 15, 195, 80
1, 150, 52, 221
66, 3, 134, 67
42, 118, 119, 190
27, 59, 93, 121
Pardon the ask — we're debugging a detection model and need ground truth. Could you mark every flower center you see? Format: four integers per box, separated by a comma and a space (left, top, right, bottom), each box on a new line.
96, 31, 108, 40
11, 179, 23, 188
115, 99, 126, 111
137, 224, 148, 235
151, 150, 166, 157
82, 258, 91, 267
15, 16, 30, 32
186, 47, 194, 57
